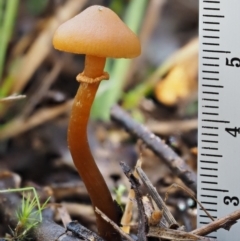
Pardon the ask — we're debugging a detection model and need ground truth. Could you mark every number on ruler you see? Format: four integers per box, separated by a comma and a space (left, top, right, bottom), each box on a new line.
226, 57, 240, 67
224, 196, 239, 206
225, 127, 240, 137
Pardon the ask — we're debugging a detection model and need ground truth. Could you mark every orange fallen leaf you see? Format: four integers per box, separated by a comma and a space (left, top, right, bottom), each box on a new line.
155, 47, 198, 106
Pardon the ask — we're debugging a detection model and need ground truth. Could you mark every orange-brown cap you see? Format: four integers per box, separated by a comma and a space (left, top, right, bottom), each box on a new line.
53, 5, 141, 58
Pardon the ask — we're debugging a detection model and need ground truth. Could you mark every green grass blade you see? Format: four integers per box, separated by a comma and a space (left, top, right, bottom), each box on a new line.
0, 0, 19, 82
91, 0, 147, 120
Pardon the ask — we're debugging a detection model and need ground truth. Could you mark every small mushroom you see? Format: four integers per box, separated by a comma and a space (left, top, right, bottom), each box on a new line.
53, 5, 140, 240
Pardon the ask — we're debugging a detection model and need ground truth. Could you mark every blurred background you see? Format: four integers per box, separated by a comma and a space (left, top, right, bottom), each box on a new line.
0, 0, 199, 235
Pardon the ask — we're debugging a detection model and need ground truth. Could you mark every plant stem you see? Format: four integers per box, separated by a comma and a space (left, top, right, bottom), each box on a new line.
68, 82, 120, 241
0, 0, 19, 82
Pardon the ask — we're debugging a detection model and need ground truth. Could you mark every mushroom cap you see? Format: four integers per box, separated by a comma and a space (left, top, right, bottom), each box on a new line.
53, 5, 141, 58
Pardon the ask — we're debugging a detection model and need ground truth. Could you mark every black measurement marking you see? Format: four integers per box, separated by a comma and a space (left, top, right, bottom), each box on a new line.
202, 133, 218, 136
200, 222, 210, 224
201, 140, 218, 143
203, 14, 224, 18
203, 50, 231, 53
202, 208, 217, 212
202, 188, 228, 192
202, 112, 218, 116
204, 8, 220, 10
202, 181, 218, 184
200, 160, 218, 164
203, 29, 220, 32
200, 195, 217, 198
201, 201, 217, 205
206, 235, 217, 239
203, 0, 219, 2
202, 126, 218, 129
200, 216, 217, 220
200, 175, 218, 178
203, 56, 219, 59
202, 71, 219, 74
202, 98, 219, 101
203, 43, 219, 46
203, 77, 219, 80
203, 36, 220, 39
201, 167, 218, 170
202, 147, 218, 150
202, 91, 219, 94
202, 106, 219, 109
202, 84, 222, 88
203, 22, 220, 25
203, 64, 219, 66
202, 119, 230, 123
201, 154, 222, 157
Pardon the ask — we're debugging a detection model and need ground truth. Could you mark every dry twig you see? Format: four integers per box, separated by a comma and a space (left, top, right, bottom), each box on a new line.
111, 104, 197, 193
95, 208, 135, 241
0, 100, 73, 139
191, 209, 240, 236
148, 226, 216, 241
120, 162, 148, 241
136, 166, 178, 228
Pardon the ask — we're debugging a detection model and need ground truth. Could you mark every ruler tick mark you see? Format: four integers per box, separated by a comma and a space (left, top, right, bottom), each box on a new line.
202, 77, 219, 80
206, 236, 217, 239
203, 14, 224, 18
202, 181, 218, 185
201, 154, 222, 157
202, 119, 230, 123
202, 91, 219, 94
200, 195, 217, 199
202, 147, 218, 150
202, 188, 228, 192
200, 175, 218, 178
202, 98, 219, 101
201, 140, 218, 143
203, 29, 220, 32
203, 50, 231, 53
201, 201, 217, 204
203, 43, 219, 46
203, 22, 220, 25
204, 8, 220, 10
202, 133, 218, 136
203, 64, 219, 66
200, 215, 217, 219
202, 106, 219, 109
202, 126, 218, 129
201, 208, 217, 212
203, 1, 220, 3
202, 84, 223, 88
203, 36, 220, 39
200, 160, 218, 164
202, 71, 219, 74
203, 56, 219, 59
202, 112, 219, 116
201, 167, 218, 171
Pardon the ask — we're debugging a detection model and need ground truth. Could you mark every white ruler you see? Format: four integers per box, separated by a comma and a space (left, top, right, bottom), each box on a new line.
198, 0, 240, 240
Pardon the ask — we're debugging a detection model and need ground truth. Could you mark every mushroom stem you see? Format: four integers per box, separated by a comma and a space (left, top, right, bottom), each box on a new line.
77, 55, 109, 83
84, 55, 106, 78
68, 81, 120, 241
